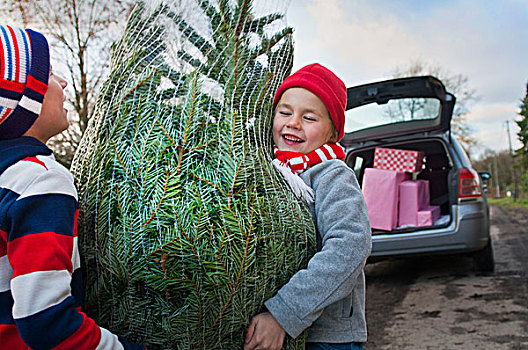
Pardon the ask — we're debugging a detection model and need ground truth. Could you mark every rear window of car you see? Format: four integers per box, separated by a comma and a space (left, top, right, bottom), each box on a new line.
344, 97, 441, 133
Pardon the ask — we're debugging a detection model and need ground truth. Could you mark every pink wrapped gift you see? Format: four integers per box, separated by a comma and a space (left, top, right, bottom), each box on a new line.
398, 179, 430, 226
373, 147, 424, 173
417, 205, 441, 226
362, 168, 411, 231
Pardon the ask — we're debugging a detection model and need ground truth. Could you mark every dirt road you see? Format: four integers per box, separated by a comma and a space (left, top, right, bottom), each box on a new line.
364, 205, 528, 349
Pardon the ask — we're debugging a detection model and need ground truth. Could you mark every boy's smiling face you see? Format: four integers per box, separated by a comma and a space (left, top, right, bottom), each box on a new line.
273, 87, 336, 154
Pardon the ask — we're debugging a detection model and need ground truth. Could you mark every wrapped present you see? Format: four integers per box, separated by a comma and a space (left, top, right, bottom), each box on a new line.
417, 205, 441, 226
398, 179, 430, 226
362, 168, 411, 231
373, 147, 424, 173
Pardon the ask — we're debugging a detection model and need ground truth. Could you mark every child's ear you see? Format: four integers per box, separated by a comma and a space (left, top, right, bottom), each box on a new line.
328, 127, 339, 143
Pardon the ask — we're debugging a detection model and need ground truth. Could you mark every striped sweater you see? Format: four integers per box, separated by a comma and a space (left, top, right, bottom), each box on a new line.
0, 137, 145, 349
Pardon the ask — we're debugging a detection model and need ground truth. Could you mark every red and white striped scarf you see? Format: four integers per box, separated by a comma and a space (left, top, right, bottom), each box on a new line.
274, 143, 346, 174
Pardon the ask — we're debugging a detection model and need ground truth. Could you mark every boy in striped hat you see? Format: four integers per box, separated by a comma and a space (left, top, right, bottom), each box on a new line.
245, 64, 372, 350
0, 25, 146, 349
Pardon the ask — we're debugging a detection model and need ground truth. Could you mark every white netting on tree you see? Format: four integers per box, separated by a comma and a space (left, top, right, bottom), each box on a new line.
71, 1, 315, 348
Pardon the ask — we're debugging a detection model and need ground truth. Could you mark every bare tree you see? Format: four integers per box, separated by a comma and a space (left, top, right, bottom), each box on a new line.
473, 149, 525, 198
1, 0, 136, 166
392, 59, 479, 156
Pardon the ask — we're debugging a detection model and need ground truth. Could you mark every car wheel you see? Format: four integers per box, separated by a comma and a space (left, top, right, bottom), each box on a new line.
473, 239, 495, 272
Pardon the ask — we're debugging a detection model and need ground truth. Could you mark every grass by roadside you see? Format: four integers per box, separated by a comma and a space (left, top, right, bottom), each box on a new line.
487, 197, 528, 208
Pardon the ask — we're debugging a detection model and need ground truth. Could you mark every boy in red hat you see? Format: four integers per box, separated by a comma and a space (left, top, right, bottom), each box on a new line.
0, 25, 146, 349
244, 63, 372, 350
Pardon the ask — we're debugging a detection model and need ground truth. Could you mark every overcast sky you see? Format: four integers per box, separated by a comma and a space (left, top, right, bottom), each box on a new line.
286, 0, 527, 158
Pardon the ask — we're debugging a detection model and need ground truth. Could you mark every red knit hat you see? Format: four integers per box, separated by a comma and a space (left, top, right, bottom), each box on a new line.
274, 63, 347, 141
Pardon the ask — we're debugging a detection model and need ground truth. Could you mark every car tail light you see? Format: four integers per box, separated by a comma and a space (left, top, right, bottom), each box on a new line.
458, 168, 482, 198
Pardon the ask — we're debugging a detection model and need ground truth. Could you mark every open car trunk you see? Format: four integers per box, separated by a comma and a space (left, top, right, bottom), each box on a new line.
346, 138, 455, 235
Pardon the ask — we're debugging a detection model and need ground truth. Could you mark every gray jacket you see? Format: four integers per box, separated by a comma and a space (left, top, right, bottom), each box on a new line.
265, 159, 372, 343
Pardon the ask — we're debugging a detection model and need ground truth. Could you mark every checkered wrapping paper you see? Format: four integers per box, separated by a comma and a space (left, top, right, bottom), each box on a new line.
373, 147, 424, 173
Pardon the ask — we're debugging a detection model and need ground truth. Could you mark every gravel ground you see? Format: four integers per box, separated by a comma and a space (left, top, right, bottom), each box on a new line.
364, 205, 528, 350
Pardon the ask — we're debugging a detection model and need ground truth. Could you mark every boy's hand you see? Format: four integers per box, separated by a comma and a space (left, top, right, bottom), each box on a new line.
244, 312, 285, 350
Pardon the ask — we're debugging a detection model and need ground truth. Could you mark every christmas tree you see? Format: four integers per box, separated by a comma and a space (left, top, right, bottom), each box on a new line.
71, 1, 316, 348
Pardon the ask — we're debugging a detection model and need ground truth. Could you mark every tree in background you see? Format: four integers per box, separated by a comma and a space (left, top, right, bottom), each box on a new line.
0, 0, 135, 166
473, 149, 523, 198
393, 59, 478, 157
515, 82, 528, 196
515, 82, 528, 170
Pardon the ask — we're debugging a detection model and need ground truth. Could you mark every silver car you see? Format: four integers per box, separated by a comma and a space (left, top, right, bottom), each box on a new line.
342, 76, 494, 271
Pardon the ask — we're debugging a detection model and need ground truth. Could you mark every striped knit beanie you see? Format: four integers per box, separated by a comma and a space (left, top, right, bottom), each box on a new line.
0, 25, 50, 140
